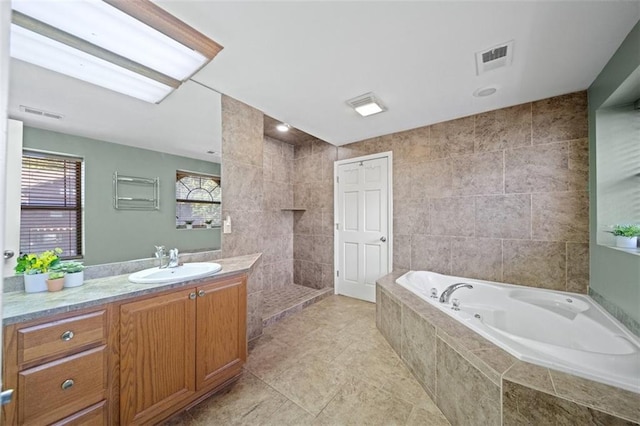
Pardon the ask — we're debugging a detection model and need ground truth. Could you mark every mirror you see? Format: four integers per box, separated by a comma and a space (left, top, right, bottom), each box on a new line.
6, 58, 223, 269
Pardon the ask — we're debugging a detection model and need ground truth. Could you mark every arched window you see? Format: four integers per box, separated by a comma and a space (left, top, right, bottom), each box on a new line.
175, 171, 221, 228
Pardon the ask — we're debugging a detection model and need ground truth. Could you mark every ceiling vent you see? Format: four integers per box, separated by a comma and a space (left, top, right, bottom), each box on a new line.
346, 92, 387, 117
475, 40, 514, 75
20, 105, 64, 120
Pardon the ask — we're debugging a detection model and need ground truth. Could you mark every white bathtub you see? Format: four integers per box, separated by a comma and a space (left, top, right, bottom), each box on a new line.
396, 270, 640, 394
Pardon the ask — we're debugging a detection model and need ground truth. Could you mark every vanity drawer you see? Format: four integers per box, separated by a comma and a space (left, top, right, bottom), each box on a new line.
50, 400, 107, 426
18, 346, 107, 425
17, 310, 107, 365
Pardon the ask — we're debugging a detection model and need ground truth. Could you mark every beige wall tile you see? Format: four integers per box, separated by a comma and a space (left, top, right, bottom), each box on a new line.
568, 138, 589, 191
451, 237, 502, 281
392, 126, 430, 163
431, 115, 475, 159
475, 194, 532, 239
532, 191, 589, 242
503, 240, 566, 290
393, 234, 411, 270
411, 235, 451, 274
452, 151, 504, 196
475, 103, 532, 152
567, 242, 589, 294
532, 91, 588, 144
430, 197, 475, 237
222, 96, 264, 167
394, 198, 430, 236
379, 289, 402, 354
411, 159, 453, 198
222, 161, 263, 211
505, 142, 569, 193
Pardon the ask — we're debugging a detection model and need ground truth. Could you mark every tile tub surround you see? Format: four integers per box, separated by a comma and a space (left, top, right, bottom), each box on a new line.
376, 271, 640, 425
3, 253, 261, 325
338, 91, 589, 293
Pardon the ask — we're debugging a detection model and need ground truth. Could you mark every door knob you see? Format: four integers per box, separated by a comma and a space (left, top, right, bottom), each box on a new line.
3, 250, 14, 259
380, 237, 387, 242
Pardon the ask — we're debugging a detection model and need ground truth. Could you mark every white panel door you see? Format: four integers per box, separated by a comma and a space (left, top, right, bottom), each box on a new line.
4, 120, 23, 277
335, 156, 390, 302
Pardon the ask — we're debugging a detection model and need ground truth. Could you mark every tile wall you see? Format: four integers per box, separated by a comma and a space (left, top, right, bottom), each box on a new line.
293, 140, 338, 289
338, 91, 590, 293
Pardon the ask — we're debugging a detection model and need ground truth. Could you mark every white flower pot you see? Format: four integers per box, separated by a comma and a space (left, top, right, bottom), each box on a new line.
615, 236, 638, 249
186, 224, 193, 229
206, 224, 212, 229
24, 272, 49, 293
64, 271, 85, 288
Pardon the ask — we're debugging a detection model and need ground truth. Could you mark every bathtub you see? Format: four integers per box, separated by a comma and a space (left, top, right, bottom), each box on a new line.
396, 270, 640, 394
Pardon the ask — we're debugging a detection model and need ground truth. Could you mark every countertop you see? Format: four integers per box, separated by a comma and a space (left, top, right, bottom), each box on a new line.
3, 253, 261, 325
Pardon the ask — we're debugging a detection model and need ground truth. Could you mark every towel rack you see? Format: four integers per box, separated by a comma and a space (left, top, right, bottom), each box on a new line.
113, 172, 159, 210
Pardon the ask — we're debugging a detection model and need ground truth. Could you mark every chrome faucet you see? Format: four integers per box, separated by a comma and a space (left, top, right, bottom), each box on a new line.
167, 248, 180, 268
155, 245, 166, 268
439, 282, 473, 303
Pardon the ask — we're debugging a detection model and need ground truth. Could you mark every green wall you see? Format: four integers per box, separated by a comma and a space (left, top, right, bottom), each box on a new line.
23, 126, 221, 265
588, 19, 640, 328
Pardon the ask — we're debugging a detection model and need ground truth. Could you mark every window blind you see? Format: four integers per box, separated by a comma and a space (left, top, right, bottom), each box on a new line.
20, 152, 82, 258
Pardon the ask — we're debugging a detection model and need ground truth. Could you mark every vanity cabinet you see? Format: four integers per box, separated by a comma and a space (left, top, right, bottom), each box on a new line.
2, 308, 111, 425
119, 274, 247, 425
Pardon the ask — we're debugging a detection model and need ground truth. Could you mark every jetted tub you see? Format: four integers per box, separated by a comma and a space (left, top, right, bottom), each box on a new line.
396, 270, 640, 393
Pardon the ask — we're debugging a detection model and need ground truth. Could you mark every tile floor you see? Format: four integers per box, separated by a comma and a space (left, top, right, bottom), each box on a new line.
164, 295, 450, 425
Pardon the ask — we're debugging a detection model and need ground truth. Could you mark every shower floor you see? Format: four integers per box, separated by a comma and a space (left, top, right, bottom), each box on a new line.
262, 284, 333, 327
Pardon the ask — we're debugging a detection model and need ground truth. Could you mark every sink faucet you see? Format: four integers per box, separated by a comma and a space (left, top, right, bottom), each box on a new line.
439, 282, 473, 303
155, 245, 166, 269
167, 248, 180, 268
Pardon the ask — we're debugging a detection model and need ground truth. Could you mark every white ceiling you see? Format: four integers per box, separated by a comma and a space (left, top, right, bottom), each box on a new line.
8, 1, 640, 159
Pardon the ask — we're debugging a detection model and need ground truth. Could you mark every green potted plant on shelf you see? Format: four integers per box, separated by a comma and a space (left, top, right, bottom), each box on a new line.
53, 260, 85, 288
46, 270, 66, 292
15, 248, 63, 293
611, 224, 640, 249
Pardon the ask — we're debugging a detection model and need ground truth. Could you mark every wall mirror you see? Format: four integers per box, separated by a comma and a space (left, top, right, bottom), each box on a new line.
5, 57, 223, 272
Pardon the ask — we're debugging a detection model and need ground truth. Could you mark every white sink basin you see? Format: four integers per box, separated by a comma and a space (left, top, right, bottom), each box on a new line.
128, 262, 222, 284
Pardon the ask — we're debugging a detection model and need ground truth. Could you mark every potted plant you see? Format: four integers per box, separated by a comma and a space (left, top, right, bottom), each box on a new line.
54, 261, 85, 288
15, 248, 63, 293
205, 219, 213, 229
46, 270, 66, 292
612, 224, 640, 249
185, 220, 194, 229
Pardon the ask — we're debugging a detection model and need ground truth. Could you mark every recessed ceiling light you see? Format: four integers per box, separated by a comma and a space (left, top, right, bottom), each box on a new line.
473, 86, 498, 97
347, 92, 387, 117
276, 123, 290, 132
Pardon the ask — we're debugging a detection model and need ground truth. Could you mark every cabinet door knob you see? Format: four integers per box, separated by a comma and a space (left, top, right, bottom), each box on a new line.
189, 292, 196, 300
61, 379, 74, 390
197, 290, 205, 297
61, 330, 74, 341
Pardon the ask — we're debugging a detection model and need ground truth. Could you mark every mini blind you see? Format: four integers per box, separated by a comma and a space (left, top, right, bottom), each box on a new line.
20, 152, 82, 258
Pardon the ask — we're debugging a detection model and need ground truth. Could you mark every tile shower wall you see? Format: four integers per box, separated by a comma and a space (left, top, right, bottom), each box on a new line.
293, 140, 338, 289
338, 92, 589, 293
262, 136, 295, 291
221, 95, 265, 340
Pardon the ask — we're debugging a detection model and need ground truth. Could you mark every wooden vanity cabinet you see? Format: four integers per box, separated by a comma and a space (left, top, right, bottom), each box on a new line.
2, 307, 112, 425
119, 274, 247, 425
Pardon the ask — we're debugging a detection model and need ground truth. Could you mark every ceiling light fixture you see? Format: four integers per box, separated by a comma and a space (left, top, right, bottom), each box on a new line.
347, 92, 387, 117
276, 123, 291, 132
10, 0, 223, 103
473, 86, 498, 97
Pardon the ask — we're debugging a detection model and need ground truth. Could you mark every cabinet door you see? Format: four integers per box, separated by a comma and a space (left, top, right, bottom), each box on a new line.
196, 275, 247, 390
120, 289, 196, 425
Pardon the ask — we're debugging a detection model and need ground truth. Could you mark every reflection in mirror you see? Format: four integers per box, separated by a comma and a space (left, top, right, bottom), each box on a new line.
7, 58, 223, 270
175, 171, 221, 229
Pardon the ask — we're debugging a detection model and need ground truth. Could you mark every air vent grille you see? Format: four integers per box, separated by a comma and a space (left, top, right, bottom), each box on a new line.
476, 41, 514, 75
348, 94, 377, 109
20, 105, 64, 120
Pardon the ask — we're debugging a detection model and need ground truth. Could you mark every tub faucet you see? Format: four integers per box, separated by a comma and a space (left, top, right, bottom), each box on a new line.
439, 283, 473, 303
167, 248, 180, 268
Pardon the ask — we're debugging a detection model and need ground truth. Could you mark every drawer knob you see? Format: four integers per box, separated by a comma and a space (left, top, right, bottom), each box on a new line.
197, 290, 205, 297
61, 379, 74, 390
189, 292, 196, 300
61, 330, 74, 341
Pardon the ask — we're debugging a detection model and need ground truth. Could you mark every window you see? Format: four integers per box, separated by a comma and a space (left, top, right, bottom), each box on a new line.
175, 171, 221, 228
20, 151, 83, 258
